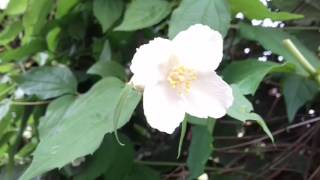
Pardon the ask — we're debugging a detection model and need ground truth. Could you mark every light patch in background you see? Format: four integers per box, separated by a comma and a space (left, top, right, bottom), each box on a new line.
258, 56, 268, 62
235, 12, 244, 20
252, 18, 282, 28
244, 48, 251, 54
263, 50, 272, 56
277, 56, 284, 62
259, 0, 269, 6
0, 0, 10, 10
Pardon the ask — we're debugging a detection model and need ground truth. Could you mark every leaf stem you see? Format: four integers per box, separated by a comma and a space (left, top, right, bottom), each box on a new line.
283, 39, 320, 84
11, 100, 50, 106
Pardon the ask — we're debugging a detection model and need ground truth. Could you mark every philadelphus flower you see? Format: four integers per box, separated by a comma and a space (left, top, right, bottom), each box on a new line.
130, 24, 233, 134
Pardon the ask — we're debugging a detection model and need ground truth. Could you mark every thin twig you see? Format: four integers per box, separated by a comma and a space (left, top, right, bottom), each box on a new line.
215, 117, 320, 151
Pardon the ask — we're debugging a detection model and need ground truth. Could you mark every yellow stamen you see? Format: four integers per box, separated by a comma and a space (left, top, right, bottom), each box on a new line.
167, 66, 197, 94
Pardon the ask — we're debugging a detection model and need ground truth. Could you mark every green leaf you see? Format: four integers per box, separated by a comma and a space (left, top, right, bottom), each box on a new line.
46, 27, 61, 52
223, 60, 293, 95
0, 21, 23, 46
228, 0, 303, 20
56, 0, 80, 18
124, 165, 160, 180
177, 119, 187, 159
75, 134, 134, 180
102, 140, 135, 180
98, 40, 112, 62
88, 60, 127, 81
272, 0, 320, 21
187, 125, 213, 180
93, 0, 124, 32
20, 77, 141, 180
0, 99, 10, 121
227, 85, 274, 141
0, 39, 45, 63
169, 0, 231, 39
18, 66, 77, 99
239, 23, 320, 76
112, 84, 140, 145
283, 74, 319, 122
22, 0, 54, 42
38, 95, 76, 139
5, 0, 28, 15
114, 0, 171, 31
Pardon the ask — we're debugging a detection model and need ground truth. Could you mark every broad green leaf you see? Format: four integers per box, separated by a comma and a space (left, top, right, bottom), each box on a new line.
75, 134, 134, 180
187, 125, 213, 180
169, 0, 231, 38
18, 66, 77, 99
102, 138, 135, 180
228, 0, 303, 20
0, 39, 45, 63
227, 85, 274, 141
272, 0, 320, 21
0, 21, 23, 46
0, 63, 15, 73
124, 165, 160, 180
0, 99, 10, 121
20, 77, 141, 180
39, 95, 76, 139
93, 0, 124, 32
98, 40, 112, 62
114, 0, 171, 31
186, 115, 210, 126
283, 74, 318, 122
56, 0, 80, 18
46, 27, 61, 52
23, 0, 54, 42
223, 60, 293, 95
239, 23, 320, 76
5, 0, 28, 15
88, 60, 127, 81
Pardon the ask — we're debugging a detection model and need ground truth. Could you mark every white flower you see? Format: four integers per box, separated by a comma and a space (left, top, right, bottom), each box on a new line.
130, 24, 233, 134
197, 173, 209, 180
0, 0, 10, 10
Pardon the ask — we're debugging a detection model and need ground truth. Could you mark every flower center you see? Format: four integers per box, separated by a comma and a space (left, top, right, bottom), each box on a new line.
167, 65, 197, 94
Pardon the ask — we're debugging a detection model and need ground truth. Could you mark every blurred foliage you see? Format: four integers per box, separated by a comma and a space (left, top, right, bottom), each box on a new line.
0, 0, 319, 179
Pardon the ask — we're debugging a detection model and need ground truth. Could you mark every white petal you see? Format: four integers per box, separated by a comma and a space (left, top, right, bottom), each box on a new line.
172, 24, 223, 71
183, 71, 233, 118
143, 83, 185, 134
130, 38, 173, 87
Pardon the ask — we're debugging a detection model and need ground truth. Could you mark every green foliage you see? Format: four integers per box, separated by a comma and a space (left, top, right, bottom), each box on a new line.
0, 99, 10, 121
18, 66, 78, 99
5, 0, 28, 15
0, 0, 319, 179
187, 124, 214, 180
283, 74, 319, 122
20, 78, 141, 180
239, 23, 320, 76
169, 0, 231, 38
228, 85, 274, 141
115, 0, 172, 31
228, 0, 303, 20
74, 134, 134, 180
93, 0, 124, 32
0, 21, 23, 46
223, 60, 293, 95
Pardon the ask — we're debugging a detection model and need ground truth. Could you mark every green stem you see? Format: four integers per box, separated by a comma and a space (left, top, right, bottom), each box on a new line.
11, 101, 50, 106
283, 39, 320, 84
